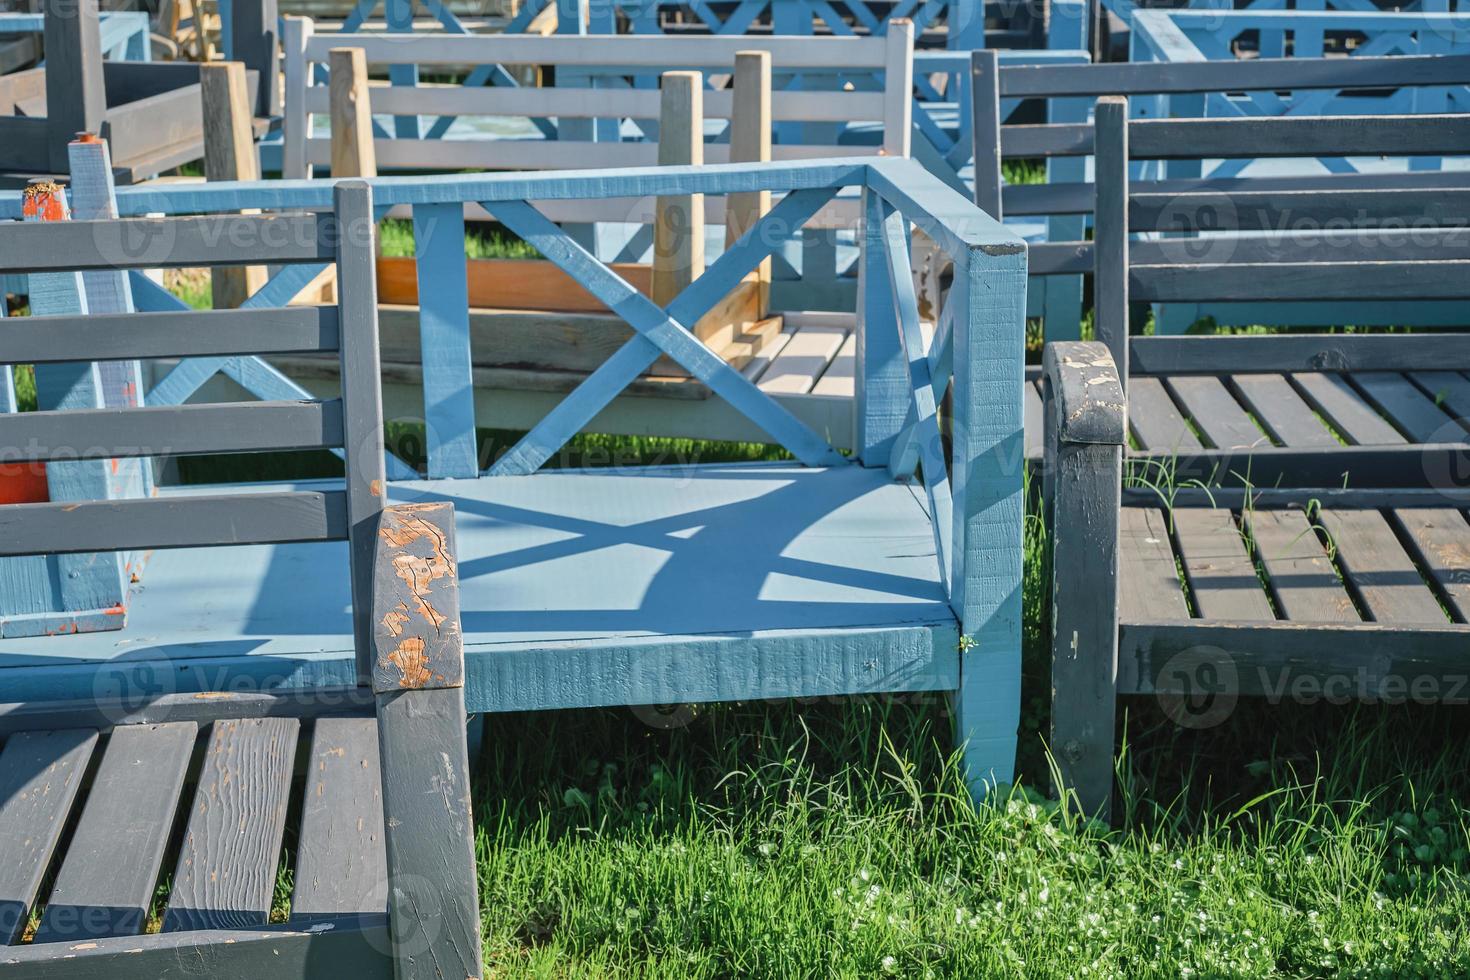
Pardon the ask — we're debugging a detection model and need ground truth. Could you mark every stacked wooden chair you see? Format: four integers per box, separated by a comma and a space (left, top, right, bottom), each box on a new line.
0, 181, 482, 977
1043, 98, 1470, 819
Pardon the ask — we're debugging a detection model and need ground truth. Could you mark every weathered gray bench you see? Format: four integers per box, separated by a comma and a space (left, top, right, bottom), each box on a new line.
1081, 97, 1470, 485
972, 49, 1470, 344
0, 182, 481, 977
1042, 105, 1470, 818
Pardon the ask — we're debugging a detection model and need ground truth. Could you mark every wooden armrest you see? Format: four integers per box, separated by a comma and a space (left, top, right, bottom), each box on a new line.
371, 501, 464, 695
1042, 340, 1127, 448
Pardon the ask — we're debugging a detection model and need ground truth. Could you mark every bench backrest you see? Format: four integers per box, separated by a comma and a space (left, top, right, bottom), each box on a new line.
281, 25, 914, 180
970, 50, 1470, 222
1090, 98, 1470, 386
0, 180, 387, 678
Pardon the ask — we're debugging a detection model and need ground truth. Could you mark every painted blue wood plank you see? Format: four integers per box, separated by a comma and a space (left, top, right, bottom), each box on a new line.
947, 242, 1027, 799
22, 184, 127, 619
856, 189, 907, 467
412, 203, 479, 479
483, 196, 845, 473
879, 205, 951, 595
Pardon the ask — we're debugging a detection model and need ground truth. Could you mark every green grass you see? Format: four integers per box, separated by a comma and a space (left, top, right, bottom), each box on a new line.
378, 217, 539, 260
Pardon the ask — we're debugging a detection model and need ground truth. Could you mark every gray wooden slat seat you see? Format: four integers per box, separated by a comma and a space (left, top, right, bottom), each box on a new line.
1045, 341, 1470, 822
32, 722, 196, 943
1229, 374, 1340, 449
0, 182, 481, 978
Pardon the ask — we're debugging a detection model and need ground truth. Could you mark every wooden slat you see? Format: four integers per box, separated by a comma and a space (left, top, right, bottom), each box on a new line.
1132, 261, 1470, 304
1352, 372, 1459, 443
1318, 509, 1447, 625
34, 723, 198, 944
1023, 379, 1043, 460
1127, 376, 1202, 452
1291, 373, 1405, 446
0, 492, 348, 558
291, 719, 386, 919
1392, 508, 1470, 623
1246, 510, 1357, 624
0, 307, 339, 363
164, 718, 300, 933
756, 326, 846, 394
740, 327, 793, 383
810, 332, 856, 397
1229, 374, 1339, 448
1133, 334, 1470, 377
1130, 114, 1470, 161
1172, 508, 1275, 621
0, 730, 98, 944
1164, 375, 1269, 450
4, 213, 333, 273
0, 400, 344, 462
1409, 371, 1470, 423
1118, 507, 1190, 622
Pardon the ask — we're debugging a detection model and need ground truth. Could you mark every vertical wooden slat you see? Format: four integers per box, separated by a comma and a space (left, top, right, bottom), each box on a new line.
335, 181, 389, 682
164, 719, 299, 932
230, 0, 279, 117
0, 729, 98, 944
330, 48, 378, 179
34, 723, 197, 943
384, 0, 421, 140
42, 0, 105, 172
949, 237, 1027, 799
969, 49, 1002, 219
1093, 97, 1130, 391
855, 187, 908, 466
881, 19, 914, 158
726, 50, 772, 313
202, 62, 269, 310
652, 71, 705, 312
413, 202, 479, 479
282, 15, 314, 179
291, 718, 386, 919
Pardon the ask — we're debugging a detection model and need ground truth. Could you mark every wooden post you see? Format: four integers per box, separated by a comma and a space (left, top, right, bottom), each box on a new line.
969, 49, 1002, 220
202, 62, 267, 310
726, 51, 772, 313
651, 71, 704, 309
282, 15, 315, 179
1093, 97, 1130, 391
230, 0, 279, 117
1043, 341, 1125, 821
20, 180, 127, 623
330, 47, 378, 179
42, 0, 106, 172
882, 18, 914, 158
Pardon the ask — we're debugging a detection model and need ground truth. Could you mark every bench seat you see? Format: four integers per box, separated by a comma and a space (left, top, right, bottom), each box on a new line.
1022, 367, 1470, 462
0, 464, 960, 711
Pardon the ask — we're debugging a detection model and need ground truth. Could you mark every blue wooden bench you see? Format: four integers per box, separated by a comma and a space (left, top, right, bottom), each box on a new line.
0, 180, 481, 976
0, 154, 1029, 799
1041, 101, 1470, 816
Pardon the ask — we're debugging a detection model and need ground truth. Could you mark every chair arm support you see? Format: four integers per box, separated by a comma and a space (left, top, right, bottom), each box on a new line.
371, 501, 465, 694
1042, 341, 1127, 448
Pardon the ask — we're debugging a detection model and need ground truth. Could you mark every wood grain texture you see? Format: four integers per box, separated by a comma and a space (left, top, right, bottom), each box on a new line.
1352, 372, 1458, 444
164, 718, 300, 932
1318, 509, 1447, 625
1127, 377, 1201, 452
1118, 508, 1190, 622
1229, 374, 1337, 449
1393, 508, 1470, 623
291, 717, 387, 919
1291, 373, 1404, 446
372, 502, 464, 694
1247, 510, 1357, 624
1172, 508, 1274, 622
34, 723, 198, 943
201, 61, 267, 310
0, 729, 98, 944
329, 48, 377, 178
1165, 376, 1269, 451
376, 686, 482, 980
652, 71, 705, 310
